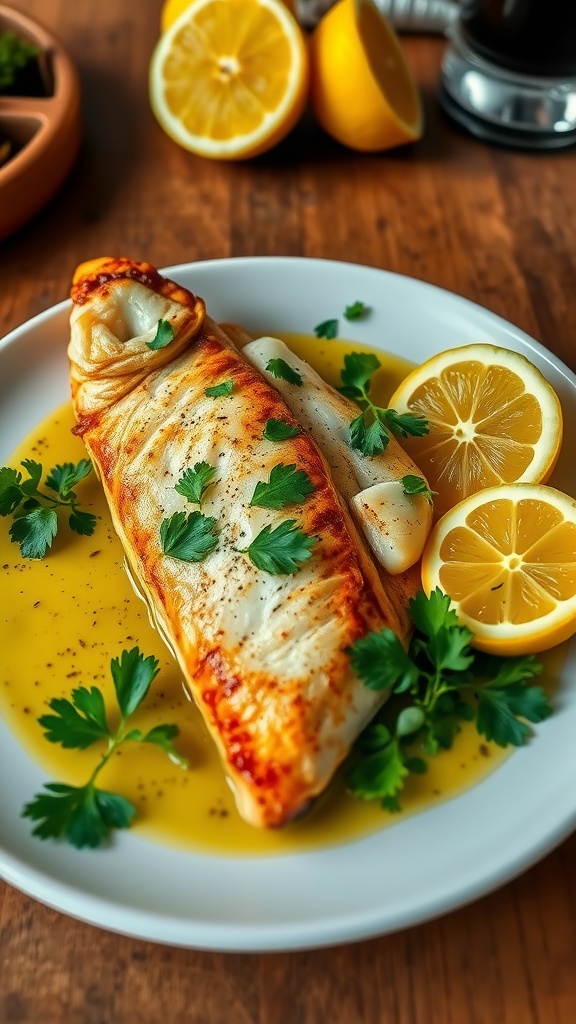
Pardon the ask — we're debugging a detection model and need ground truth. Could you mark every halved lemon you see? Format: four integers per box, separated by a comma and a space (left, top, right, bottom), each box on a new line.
421, 483, 576, 655
388, 344, 563, 520
150, 0, 309, 160
309, 0, 423, 152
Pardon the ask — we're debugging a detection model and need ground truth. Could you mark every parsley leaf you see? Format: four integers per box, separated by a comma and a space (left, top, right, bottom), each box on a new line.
346, 725, 408, 806
160, 510, 219, 562
23, 783, 136, 849
9, 507, 58, 559
263, 418, 301, 442
402, 474, 434, 504
111, 647, 160, 717
249, 463, 315, 511
382, 409, 431, 439
476, 656, 551, 747
346, 588, 552, 813
0, 466, 23, 515
0, 458, 96, 557
241, 519, 317, 575
45, 460, 92, 498
23, 648, 187, 849
314, 319, 339, 340
205, 379, 234, 398
175, 462, 217, 506
340, 352, 381, 397
348, 628, 419, 693
139, 724, 188, 768
266, 358, 303, 386
68, 509, 98, 536
348, 413, 389, 457
146, 319, 175, 350
344, 301, 370, 321
38, 687, 110, 749
339, 352, 429, 458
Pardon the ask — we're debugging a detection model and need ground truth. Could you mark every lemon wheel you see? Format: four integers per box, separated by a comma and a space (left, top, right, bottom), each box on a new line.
421, 483, 576, 655
388, 344, 563, 520
150, 0, 308, 160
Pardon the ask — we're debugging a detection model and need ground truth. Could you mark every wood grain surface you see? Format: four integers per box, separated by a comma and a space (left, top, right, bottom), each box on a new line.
1, 2, 576, 1022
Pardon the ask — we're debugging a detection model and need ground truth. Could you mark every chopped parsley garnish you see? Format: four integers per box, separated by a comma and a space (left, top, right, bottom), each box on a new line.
263, 418, 301, 442
401, 474, 434, 505
344, 301, 370, 321
22, 648, 187, 849
339, 352, 429, 457
174, 462, 217, 506
266, 358, 303, 386
346, 589, 552, 810
146, 319, 175, 350
249, 464, 315, 511
160, 510, 219, 562
205, 379, 234, 398
240, 519, 317, 575
314, 318, 339, 340
0, 459, 96, 559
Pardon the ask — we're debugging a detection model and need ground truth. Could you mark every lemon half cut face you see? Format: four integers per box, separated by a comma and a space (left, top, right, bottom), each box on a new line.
150, 0, 309, 160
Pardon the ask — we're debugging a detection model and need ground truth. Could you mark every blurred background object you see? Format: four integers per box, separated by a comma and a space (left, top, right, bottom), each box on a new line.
297, 0, 459, 30
440, 0, 576, 148
0, 4, 81, 241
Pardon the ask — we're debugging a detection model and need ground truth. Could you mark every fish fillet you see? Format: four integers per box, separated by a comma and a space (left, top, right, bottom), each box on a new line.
68, 257, 414, 828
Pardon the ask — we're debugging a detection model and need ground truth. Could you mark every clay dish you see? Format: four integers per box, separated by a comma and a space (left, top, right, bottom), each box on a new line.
0, 4, 81, 241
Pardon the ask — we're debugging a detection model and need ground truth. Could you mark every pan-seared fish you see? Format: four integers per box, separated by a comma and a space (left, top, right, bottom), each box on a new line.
68, 257, 413, 828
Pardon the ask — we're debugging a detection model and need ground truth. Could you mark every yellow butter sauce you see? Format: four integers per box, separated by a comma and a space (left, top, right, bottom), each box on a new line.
0, 335, 560, 856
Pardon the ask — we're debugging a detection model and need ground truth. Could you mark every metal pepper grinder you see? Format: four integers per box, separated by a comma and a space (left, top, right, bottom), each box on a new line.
439, 0, 576, 148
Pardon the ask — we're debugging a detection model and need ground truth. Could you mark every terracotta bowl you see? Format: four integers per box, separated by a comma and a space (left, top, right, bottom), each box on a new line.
0, 4, 81, 241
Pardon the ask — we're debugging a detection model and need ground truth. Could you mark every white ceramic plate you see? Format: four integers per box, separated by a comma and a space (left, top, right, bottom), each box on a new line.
1, 257, 576, 952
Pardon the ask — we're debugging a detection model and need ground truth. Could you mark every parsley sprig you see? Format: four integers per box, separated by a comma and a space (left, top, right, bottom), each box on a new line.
0, 459, 96, 558
346, 589, 552, 810
22, 648, 187, 849
339, 353, 429, 458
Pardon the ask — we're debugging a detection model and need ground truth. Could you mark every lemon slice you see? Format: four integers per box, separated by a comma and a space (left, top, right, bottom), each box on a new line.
150, 0, 308, 160
421, 483, 576, 655
388, 344, 563, 520
309, 0, 423, 152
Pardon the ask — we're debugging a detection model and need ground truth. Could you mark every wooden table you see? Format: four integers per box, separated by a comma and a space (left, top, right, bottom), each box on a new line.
2, 2, 576, 1022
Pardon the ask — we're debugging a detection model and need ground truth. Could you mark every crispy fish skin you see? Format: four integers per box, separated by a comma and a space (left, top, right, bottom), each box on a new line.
68, 258, 411, 828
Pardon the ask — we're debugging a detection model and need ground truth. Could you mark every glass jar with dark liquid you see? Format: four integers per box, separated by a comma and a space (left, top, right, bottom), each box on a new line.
440, 0, 576, 148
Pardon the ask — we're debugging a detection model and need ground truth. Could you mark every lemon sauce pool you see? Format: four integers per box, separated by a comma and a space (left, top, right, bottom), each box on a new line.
0, 334, 553, 856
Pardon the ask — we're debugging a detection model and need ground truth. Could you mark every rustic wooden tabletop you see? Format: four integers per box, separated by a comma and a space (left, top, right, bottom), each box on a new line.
1, 2, 576, 1022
